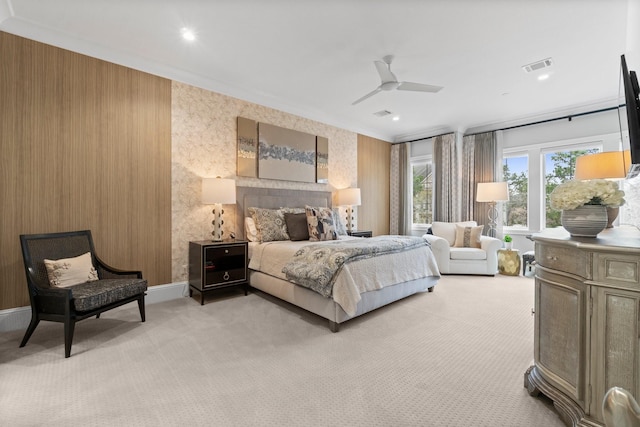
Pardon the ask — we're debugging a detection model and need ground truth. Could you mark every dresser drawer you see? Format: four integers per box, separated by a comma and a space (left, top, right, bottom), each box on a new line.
536, 244, 590, 279
593, 253, 640, 289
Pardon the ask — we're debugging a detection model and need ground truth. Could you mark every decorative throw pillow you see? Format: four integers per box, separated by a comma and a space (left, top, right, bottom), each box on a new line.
305, 206, 337, 241
284, 212, 310, 241
332, 207, 348, 236
453, 224, 484, 248
44, 252, 99, 288
249, 207, 289, 242
244, 217, 259, 242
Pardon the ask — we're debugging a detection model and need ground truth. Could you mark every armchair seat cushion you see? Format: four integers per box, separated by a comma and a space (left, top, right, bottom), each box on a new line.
70, 278, 147, 312
450, 248, 487, 260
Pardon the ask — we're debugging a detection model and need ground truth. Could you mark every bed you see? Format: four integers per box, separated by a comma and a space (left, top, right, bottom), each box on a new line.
236, 187, 441, 332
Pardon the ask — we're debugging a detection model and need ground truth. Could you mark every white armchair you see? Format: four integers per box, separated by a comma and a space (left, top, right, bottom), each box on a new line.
422, 221, 502, 275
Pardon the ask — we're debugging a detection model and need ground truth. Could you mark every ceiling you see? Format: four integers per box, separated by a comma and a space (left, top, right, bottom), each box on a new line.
0, 0, 632, 142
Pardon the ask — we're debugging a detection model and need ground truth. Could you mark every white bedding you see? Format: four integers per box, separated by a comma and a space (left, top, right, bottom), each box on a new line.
248, 237, 440, 316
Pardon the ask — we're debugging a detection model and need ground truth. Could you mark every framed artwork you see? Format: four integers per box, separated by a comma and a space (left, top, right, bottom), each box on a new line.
237, 117, 258, 178
258, 123, 316, 183
316, 136, 329, 183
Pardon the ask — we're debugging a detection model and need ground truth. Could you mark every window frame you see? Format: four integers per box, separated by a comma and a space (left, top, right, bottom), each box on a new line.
501, 150, 530, 232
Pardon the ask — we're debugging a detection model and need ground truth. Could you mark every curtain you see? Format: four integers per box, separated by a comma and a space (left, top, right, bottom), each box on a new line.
390, 143, 412, 235
461, 131, 497, 234
433, 133, 457, 222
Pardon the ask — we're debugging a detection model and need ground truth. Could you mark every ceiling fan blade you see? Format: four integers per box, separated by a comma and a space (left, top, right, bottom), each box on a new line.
374, 60, 397, 83
397, 81, 443, 93
352, 87, 382, 105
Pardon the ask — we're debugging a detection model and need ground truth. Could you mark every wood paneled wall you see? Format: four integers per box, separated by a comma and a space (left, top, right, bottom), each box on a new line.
357, 134, 391, 236
0, 32, 172, 310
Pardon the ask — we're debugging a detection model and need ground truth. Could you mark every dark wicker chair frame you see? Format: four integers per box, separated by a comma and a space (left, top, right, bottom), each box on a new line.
19, 230, 147, 358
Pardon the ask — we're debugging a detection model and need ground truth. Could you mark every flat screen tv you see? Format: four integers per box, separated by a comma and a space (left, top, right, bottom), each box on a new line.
620, 54, 640, 178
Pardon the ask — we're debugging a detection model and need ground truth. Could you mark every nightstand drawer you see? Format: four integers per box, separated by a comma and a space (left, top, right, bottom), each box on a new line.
594, 253, 640, 289
204, 267, 246, 288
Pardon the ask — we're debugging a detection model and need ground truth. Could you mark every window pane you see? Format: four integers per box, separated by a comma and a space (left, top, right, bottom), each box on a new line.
544, 148, 599, 228
502, 155, 528, 228
412, 162, 433, 225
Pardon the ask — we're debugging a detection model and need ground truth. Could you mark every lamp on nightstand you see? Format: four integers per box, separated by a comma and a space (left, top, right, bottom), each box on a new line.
337, 187, 361, 233
476, 182, 509, 238
202, 177, 236, 241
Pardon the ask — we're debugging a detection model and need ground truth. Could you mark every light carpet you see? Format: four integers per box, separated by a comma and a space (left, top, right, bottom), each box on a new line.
0, 274, 563, 426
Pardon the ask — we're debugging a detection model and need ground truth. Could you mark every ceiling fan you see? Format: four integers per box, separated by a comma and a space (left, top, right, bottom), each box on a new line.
352, 55, 443, 105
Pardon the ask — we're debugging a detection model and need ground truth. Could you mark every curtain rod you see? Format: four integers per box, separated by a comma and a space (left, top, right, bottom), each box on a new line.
464, 105, 622, 137
394, 105, 622, 144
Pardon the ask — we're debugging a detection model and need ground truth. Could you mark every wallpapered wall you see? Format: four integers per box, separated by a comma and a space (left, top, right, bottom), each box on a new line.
171, 81, 358, 282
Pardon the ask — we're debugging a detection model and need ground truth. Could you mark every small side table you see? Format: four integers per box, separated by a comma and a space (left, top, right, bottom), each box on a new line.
498, 249, 521, 276
347, 230, 372, 238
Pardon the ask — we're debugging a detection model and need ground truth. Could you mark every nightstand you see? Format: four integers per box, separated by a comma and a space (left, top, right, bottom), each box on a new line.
347, 230, 372, 238
188, 240, 248, 305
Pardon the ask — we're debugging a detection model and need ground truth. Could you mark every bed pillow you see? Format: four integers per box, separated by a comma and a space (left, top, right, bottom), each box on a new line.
244, 217, 259, 242
305, 206, 337, 241
332, 207, 348, 236
453, 224, 484, 248
44, 252, 99, 288
248, 207, 289, 242
284, 212, 310, 241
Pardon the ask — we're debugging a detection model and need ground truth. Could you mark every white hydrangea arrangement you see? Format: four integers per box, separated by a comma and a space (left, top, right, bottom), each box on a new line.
549, 179, 625, 211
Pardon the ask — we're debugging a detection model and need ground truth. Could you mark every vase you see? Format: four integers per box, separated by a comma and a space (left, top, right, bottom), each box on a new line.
561, 205, 608, 237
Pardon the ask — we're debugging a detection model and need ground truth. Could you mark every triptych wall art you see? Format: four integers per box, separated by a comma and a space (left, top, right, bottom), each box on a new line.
236, 116, 329, 183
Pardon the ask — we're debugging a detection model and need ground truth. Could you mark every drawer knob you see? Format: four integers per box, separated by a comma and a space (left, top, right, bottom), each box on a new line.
223, 272, 230, 281
225, 249, 229, 254
547, 256, 558, 261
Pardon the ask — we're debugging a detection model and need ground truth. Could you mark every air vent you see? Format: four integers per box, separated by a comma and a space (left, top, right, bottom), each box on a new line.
374, 110, 393, 117
522, 58, 553, 73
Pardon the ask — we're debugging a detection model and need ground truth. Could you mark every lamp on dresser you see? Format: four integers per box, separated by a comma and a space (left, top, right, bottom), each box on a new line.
202, 177, 236, 241
575, 150, 631, 227
336, 187, 361, 233
476, 182, 509, 238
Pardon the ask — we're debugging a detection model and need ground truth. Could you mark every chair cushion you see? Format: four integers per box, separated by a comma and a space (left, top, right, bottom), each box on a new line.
453, 224, 484, 248
450, 248, 488, 260
70, 278, 147, 312
431, 221, 477, 246
44, 252, 99, 288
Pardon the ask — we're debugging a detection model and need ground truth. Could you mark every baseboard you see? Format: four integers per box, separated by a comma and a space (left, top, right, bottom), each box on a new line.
0, 282, 188, 333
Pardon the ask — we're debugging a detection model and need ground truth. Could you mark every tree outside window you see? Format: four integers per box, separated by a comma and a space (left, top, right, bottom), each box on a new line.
544, 148, 599, 228
412, 161, 433, 225
503, 155, 528, 228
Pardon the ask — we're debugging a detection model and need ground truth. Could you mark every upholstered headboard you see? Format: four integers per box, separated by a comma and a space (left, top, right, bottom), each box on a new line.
235, 187, 332, 240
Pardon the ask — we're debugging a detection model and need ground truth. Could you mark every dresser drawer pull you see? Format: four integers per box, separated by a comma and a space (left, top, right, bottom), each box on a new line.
225, 249, 229, 254
223, 271, 230, 281
547, 256, 558, 261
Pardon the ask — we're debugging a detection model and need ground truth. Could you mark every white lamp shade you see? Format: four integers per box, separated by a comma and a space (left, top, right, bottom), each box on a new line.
337, 187, 361, 206
575, 150, 631, 180
476, 182, 509, 202
202, 178, 236, 204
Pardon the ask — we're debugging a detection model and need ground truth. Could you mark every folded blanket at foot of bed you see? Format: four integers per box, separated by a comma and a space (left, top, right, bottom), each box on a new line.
281, 235, 429, 298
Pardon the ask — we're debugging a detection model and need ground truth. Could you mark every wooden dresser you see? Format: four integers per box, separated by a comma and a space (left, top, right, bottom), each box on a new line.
525, 227, 640, 426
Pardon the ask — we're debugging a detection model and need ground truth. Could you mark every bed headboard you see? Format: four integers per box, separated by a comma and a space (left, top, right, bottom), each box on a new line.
235, 186, 332, 240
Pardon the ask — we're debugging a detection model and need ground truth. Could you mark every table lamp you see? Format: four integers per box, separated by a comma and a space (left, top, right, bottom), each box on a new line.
575, 150, 630, 227
202, 177, 236, 241
476, 182, 509, 238
337, 187, 361, 232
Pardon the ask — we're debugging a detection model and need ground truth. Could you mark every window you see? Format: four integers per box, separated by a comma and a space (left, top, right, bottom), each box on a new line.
543, 147, 599, 228
411, 158, 433, 226
502, 154, 528, 229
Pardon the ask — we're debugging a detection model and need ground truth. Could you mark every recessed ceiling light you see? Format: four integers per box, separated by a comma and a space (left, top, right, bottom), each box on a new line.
181, 28, 196, 41
392, 116, 400, 121
538, 74, 550, 81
